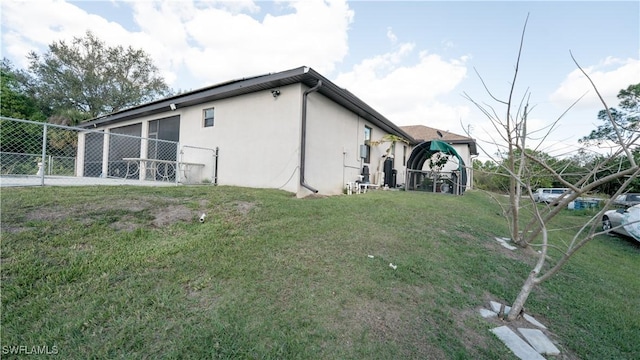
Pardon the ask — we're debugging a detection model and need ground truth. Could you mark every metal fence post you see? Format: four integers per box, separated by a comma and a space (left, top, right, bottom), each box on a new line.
175, 142, 180, 186
214, 147, 219, 186
40, 124, 48, 186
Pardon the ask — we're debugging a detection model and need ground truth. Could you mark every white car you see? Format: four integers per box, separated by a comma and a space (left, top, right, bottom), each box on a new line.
602, 204, 640, 242
533, 188, 571, 203
612, 193, 640, 208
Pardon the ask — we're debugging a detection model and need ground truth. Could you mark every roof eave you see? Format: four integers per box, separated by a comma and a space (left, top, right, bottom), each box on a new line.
78, 66, 416, 143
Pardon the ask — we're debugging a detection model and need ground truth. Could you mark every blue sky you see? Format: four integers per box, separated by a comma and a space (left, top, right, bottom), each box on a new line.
1, 1, 638, 160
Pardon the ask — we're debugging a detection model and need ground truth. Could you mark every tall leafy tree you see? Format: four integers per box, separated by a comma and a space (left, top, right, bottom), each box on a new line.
0, 58, 47, 121
0, 59, 48, 155
579, 84, 640, 194
27, 31, 172, 118
580, 83, 639, 146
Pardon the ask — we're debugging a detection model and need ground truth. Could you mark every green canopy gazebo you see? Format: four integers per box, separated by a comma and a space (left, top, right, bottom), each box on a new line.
405, 140, 467, 195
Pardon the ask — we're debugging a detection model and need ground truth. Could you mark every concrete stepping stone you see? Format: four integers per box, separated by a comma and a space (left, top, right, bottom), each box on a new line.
491, 326, 546, 360
518, 328, 560, 356
490, 301, 502, 313
494, 237, 518, 250
489, 301, 511, 315
479, 308, 497, 318
523, 313, 547, 329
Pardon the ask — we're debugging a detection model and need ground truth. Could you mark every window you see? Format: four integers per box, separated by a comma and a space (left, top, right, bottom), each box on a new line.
364, 126, 372, 164
204, 108, 214, 127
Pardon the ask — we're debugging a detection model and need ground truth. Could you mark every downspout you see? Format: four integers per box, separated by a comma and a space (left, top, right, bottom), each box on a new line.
300, 80, 322, 193
469, 153, 479, 190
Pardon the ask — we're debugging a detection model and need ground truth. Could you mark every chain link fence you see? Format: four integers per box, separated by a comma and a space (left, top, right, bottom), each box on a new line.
0, 117, 218, 187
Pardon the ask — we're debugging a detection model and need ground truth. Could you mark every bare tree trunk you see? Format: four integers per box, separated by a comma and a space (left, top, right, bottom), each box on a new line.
464, 13, 638, 321
508, 216, 547, 320
507, 270, 537, 321
509, 177, 521, 245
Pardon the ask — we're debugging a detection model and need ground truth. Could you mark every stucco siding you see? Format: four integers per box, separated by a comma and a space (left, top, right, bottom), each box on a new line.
180, 84, 302, 191
303, 92, 360, 195
81, 84, 303, 190
303, 90, 404, 195
79, 77, 414, 195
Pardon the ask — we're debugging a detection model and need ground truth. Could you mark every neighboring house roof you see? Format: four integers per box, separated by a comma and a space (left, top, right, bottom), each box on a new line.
79, 66, 415, 143
401, 125, 478, 155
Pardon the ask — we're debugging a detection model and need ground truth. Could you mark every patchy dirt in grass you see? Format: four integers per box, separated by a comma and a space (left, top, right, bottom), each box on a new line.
14, 196, 204, 232
235, 201, 256, 215
204, 201, 259, 227
302, 193, 328, 199
110, 221, 140, 232
25, 206, 74, 222
151, 204, 194, 227
330, 290, 447, 358
184, 276, 222, 311
11, 196, 263, 233
1, 226, 31, 234
477, 235, 539, 266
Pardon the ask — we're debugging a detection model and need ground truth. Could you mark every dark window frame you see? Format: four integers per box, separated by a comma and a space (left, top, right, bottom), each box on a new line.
204, 108, 215, 127
364, 126, 372, 164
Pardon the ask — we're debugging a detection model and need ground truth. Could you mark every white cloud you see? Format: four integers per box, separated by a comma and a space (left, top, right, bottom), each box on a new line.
386, 27, 397, 44
1, 0, 354, 88
197, 0, 261, 14
180, 0, 354, 84
441, 39, 454, 49
549, 57, 640, 110
1, 0, 132, 67
334, 43, 469, 130
1, 0, 467, 128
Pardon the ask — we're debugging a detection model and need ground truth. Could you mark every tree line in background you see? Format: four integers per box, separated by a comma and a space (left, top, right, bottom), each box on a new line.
1, 31, 171, 124
473, 83, 640, 196
1, 31, 172, 157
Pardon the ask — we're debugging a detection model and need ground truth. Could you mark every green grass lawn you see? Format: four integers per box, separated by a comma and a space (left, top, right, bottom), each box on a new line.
1, 186, 638, 359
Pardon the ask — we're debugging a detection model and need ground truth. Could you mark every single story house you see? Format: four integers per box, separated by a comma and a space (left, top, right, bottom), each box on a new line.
76, 66, 476, 197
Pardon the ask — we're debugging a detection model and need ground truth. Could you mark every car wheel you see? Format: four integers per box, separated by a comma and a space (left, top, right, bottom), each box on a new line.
602, 217, 612, 232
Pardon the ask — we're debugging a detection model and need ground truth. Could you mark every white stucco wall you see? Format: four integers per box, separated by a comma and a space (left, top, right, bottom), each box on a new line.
179, 83, 302, 192
303, 91, 407, 196
83, 84, 303, 190
82, 82, 411, 196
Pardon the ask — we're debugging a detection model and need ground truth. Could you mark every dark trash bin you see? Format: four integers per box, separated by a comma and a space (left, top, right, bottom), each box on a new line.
361, 165, 370, 183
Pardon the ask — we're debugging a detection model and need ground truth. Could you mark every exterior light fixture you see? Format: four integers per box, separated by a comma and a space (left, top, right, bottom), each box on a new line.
170, 103, 177, 110
271, 90, 281, 98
